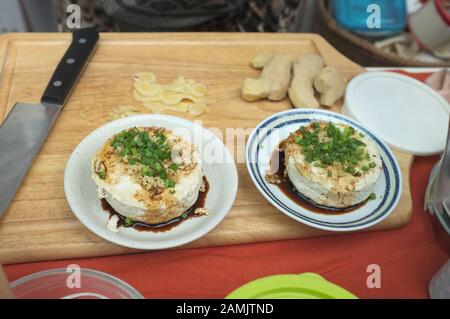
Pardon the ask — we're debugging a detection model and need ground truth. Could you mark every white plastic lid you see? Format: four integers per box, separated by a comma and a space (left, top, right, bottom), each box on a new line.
343, 72, 450, 156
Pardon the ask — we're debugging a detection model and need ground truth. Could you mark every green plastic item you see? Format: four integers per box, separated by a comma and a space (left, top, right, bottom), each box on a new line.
226, 273, 358, 299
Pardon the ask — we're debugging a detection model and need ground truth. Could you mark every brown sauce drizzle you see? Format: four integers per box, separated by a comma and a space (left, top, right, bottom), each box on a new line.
101, 176, 209, 232
268, 141, 368, 215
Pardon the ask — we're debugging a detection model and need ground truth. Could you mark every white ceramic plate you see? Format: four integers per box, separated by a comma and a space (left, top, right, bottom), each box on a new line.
64, 115, 238, 250
246, 109, 402, 232
343, 72, 449, 156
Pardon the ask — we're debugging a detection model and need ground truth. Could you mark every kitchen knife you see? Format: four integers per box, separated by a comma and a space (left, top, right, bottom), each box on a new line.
0, 27, 99, 218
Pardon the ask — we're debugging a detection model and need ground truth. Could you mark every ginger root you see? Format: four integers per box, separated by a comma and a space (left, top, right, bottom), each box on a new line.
251, 53, 274, 69
288, 54, 325, 108
314, 67, 347, 107
242, 53, 293, 102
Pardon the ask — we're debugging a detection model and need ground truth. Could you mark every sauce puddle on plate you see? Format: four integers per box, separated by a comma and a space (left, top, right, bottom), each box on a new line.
267, 141, 368, 215
101, 176, 209, 232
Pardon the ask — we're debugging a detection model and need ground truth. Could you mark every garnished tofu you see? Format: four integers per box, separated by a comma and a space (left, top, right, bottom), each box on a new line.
284, 122, 382, 208
91, 127, 203, 225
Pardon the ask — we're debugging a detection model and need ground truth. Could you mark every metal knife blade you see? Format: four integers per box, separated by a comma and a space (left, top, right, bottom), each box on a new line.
0, 27, 98, 218
0, 103, 60, 215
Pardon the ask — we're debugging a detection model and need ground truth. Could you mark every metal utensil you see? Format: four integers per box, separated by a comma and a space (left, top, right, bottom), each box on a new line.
424, 160, 440, 213
0, 27, 98, 218
424, 116, 450, 234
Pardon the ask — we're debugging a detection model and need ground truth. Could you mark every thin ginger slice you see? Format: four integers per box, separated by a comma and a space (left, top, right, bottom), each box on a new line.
132, 72, 156, 83
134, 81, 162, 97
189, 83, 208, 98
188, 100, 207, 116
158, 91, 187, 106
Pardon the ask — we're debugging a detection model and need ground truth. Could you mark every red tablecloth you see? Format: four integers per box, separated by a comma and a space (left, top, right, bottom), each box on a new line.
4, 72, 450, 299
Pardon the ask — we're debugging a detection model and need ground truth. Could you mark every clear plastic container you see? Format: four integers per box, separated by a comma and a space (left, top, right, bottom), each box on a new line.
430, 260, 450, 299
10, 268, 143, 299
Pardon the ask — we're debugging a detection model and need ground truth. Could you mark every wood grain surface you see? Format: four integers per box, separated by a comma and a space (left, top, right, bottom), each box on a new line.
0, 33, 413, 265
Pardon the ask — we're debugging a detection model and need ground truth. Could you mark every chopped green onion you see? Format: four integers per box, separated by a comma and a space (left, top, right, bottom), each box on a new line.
124, 217, 134, 227
110, 128, 177, 188
294, 122, 375, 176
165, 179, 175, 188
98, 171, 106, 180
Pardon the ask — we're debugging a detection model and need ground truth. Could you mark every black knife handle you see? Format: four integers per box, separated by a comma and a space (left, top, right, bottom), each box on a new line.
41, 27, 99, 106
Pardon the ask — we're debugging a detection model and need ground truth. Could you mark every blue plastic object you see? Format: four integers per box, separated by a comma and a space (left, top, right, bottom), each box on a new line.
331, 0, 407, 38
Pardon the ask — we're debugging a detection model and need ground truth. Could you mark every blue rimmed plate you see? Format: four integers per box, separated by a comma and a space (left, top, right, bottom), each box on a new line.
246, 109, 402, 232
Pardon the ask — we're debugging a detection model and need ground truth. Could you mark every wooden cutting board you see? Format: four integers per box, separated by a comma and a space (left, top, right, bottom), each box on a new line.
0, 33, 413, 265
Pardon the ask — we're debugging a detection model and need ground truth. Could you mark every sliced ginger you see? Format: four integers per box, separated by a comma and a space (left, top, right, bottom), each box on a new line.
187, 100, 207, 116
132, 72, 207, 115
134, 81, 162, 97
110, 106, 141, 120
132, 72, 156, 83
158, 91, 186, 106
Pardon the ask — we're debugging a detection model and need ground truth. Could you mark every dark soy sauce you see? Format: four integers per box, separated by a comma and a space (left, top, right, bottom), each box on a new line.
101, 176, 209, 232
268, 142, 368, 215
